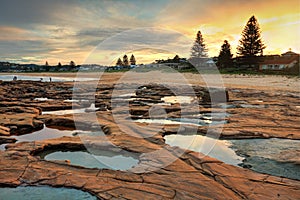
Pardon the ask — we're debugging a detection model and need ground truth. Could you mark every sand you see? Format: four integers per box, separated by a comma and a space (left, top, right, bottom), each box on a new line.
1, 72, 299, 92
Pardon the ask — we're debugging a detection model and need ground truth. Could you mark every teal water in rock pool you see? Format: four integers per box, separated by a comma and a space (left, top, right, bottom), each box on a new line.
230, 138, 300, 180
165, 135, 300, 180
0, 186, 97, 200
41, 149, 139, 170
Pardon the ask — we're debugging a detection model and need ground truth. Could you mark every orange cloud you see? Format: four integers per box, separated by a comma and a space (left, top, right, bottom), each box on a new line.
0, 26, 32, 41
156, 0, 300, 56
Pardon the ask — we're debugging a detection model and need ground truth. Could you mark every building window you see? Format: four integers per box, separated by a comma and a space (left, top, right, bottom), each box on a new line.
268, 65, 273, 69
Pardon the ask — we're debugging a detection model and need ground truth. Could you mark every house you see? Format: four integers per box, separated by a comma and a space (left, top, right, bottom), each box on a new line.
281, 50, 299, 57
259, 51, 299, 71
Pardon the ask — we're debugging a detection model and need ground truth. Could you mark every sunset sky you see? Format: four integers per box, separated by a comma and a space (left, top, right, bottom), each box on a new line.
0, 0, 299, 65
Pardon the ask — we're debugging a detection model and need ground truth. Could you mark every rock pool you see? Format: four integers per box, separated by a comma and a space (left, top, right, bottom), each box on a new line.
230, 138, 300, 180
164, 134, 244, 166
42, 103, 96, 115
14, 125, 77, 142
40, 149, 139, 170
0, 186, 97, 200
136, 118, 226, 126
165, 135, 300, 180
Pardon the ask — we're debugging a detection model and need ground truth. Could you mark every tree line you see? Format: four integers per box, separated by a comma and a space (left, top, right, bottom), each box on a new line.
44, 60, 76, 67
190, 15, 266, 69
116, 54, 136, 66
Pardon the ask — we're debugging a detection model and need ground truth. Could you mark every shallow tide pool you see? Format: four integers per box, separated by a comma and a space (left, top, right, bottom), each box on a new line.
161, 96, 196, 104
41, 149, 139, 171
42, 103, 96, 115
165, 134, 300, 180
135, 118, 226, 126
0, 186, 97, 200
0, 125, 79, 150
164, 134, 244, 166
14, 125, 77, 142
230, 138, 300, 180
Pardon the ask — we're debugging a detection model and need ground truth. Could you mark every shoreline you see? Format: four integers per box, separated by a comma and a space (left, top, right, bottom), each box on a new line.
1, 72, 299, 92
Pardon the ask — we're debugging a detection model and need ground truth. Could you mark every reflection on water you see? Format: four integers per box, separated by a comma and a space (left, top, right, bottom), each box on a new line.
136, 118, 203, 126
0, 125, 77, 150
73, 130, 105, 137
239, 104, 265, 108
63, 99, 89, 103
164, 134, 244, 166
0, 144, 7, 150
42, 108, 85, 115
42, 103, 95, 115
136, 118, 226, 126
0, 75, 97, 82
193, 112, 229, 120
42, 149, 139, 170
34, 97, 53, 101
14, 125, 77, 142
162, 96, 195, 104
165, 135, 300, 180
0, 186, 97, 200
230, 138, 300, 180
0, 126, 100, 151
216, 103, 236, 109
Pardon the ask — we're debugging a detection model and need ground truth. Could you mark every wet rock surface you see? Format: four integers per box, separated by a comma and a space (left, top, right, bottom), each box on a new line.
0, 80, 299, 199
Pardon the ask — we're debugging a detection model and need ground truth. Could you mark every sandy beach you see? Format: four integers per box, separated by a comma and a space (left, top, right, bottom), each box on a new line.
2, 72, 299, 92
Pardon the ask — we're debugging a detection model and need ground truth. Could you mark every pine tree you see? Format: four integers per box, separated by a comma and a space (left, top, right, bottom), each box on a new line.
190, 30, 208, 58
130, 54, 136, 65
70, 61, 75, 67
123, 55, 129, 66
173, 55, 180, 62
237, 15, 266, 57
116, 58, 123, 66
44, 61, 50, 71
58, 62, 62, 67
217, 40, 233, 69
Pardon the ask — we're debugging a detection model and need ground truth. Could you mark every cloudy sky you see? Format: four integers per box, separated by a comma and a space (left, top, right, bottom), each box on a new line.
0, 0, 299, 65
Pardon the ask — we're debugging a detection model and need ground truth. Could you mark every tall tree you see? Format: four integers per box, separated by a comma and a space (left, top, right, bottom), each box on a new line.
123, 55, 129, 66
70, 61, 76, 67
173, 55, 180, 63
116, 58, 123, 66
44, 61, 50, 71
217, 40, 233, 69
58, 62, 62, 67
237, 15, 266, 57
190, 30, 208, 58
130, 54, 136, 65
